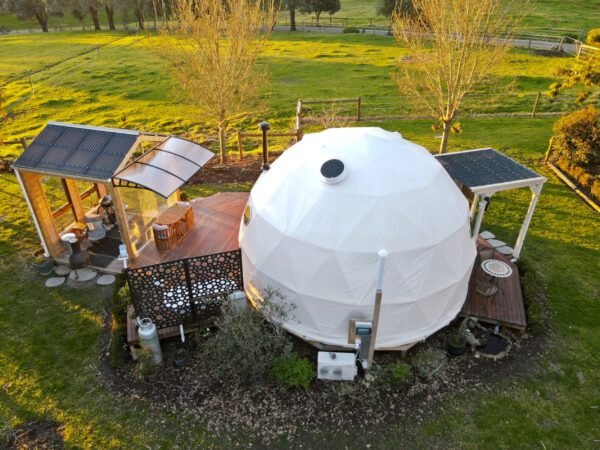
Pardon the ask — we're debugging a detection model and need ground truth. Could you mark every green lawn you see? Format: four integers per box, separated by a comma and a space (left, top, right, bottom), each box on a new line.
0, 30, 599, 448
0, 31, 586, 159
283, 0, 600, 33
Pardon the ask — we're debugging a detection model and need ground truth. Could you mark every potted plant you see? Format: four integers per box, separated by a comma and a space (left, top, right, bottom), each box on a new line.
32, 249, 55, 276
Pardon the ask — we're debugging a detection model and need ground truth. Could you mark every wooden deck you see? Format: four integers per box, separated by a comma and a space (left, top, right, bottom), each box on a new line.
460, 240, 527, 331
130, 192, 249, 269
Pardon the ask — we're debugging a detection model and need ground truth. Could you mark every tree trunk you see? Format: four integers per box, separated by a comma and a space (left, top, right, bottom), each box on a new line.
315, 12, 321, 25
35, 13, 49, 32
289, 1, 296, 31
105, 5, 116, 30
439, 120, 452, 154
219, 126, 227, 164
89, 6, 101, 30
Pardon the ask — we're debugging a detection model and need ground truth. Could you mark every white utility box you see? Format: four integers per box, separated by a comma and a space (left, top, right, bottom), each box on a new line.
317, 352, 357, 381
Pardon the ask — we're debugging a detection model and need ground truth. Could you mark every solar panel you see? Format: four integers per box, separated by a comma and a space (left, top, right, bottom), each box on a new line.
14, 123, 139, 180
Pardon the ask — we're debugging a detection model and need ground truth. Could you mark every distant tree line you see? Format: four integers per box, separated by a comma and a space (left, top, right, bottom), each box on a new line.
1, 0, 177, 32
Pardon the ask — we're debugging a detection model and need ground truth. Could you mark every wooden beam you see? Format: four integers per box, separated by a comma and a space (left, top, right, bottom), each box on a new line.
19, 171, 63, 257
106, 183, 137, 260
62, 178, 85, 221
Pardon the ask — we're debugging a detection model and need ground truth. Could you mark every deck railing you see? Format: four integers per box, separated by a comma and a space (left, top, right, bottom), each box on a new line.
125, 249, 243, 331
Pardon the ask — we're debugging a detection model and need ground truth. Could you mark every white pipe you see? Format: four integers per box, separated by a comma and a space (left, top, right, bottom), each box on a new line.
15, 169, 50, 257
375, 249, 388, 290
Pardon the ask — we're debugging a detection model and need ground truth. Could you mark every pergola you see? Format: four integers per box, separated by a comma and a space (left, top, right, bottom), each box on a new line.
435, 148, 546, 260
13, 122, 213, 266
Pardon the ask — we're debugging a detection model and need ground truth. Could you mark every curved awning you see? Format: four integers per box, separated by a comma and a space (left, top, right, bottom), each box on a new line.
113, 137, 214, 198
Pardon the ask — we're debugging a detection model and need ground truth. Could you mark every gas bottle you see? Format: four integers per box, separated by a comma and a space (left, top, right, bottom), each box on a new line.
138, 318, 163, 365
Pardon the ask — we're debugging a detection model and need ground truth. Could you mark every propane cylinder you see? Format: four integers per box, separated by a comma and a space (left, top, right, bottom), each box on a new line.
138, 318, 163, 365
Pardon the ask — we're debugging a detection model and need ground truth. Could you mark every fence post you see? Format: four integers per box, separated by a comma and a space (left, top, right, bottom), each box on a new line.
237, 130, 243, 159
295, 99, 303, 132
296, 128, 303, 142
27, 71, 34, 94
357, 96, 362, 121
558, 36, 564, 52
20, 138, 28, 151
531, 92, 541, 118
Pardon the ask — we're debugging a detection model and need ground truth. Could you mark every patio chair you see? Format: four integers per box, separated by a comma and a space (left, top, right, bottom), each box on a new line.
152, 223, 178, 251
85, 213, 106, 241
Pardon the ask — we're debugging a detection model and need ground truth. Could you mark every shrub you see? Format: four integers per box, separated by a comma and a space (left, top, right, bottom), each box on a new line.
201, 300, 293, 384
586, 28, 600, 46
591, 180, 600, 200
343, 26, 359, 34
109, 276, 130, 368
272, 353, 314, 390
386, 361, 412, 385
552, 106, 600, 168
412, 348, 446, 380
517, 257, 550, 335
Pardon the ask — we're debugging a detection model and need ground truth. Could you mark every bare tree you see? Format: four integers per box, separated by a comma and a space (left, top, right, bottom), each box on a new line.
392, 0, 521, 153
3, 0, 64, 32
103, 0, 116, 30
160, 0, 277, 164
130, 0, 145, 30
67, 0, 101, 30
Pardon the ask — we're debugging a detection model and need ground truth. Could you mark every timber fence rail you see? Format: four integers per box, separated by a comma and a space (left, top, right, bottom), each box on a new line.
294, 91, 598, 129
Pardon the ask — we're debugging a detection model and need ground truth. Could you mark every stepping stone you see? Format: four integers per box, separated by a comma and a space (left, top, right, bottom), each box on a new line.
68, 268, 98, 282
97, 274, 116, 286
496, 245, 514, 256
54, 265, 71, 276
487, 238, 506, 248
479, 230, 495, 240
46, 277, 65, 288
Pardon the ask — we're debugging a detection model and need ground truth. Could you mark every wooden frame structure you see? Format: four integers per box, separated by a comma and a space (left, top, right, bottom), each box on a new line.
13, 122, 213, 271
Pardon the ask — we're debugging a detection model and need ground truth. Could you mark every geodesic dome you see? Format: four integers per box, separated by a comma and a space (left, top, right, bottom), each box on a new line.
239, 127, 476, 349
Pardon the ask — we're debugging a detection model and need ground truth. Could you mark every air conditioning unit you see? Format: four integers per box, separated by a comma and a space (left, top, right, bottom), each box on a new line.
317, 352, 357, 381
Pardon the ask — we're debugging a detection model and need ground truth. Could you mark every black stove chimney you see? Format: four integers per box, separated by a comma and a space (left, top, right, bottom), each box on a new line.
259, 121, 270, 171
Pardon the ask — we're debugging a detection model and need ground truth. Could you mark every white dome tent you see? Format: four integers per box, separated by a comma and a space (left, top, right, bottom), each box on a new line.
239, 127, 476, 349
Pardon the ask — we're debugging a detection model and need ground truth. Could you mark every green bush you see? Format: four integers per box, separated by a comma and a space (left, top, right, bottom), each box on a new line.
201, 301, 293, 384
517, 257, 550, 335
343, 27, 360, 34
552, 106, 600, 168
387, 361, 412, 384
109, 276, 130, 368
272, 353, 314, 390
586, 28, 600, 46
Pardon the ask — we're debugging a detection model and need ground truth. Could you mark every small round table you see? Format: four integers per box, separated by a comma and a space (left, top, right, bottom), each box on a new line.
478, 259, 513, 297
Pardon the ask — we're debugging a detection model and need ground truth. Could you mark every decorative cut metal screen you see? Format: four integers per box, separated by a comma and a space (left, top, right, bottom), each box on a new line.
125, 250, 243, 330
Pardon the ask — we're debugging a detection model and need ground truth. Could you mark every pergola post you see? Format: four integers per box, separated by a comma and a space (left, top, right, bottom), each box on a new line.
513, 184, 543, 260
469, 193, 480, 222
472, 195, 489, 241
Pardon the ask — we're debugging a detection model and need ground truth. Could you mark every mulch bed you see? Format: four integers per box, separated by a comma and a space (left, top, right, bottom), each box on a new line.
1, 421, 65, 450
194, 151, 284, 185
102, 320, 544, 447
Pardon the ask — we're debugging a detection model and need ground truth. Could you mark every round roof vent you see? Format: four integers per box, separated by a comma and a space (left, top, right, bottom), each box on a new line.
320, 159, 346, 184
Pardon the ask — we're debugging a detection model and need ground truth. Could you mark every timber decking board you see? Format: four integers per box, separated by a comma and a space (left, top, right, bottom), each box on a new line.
130, 192, 248, 269
460, 240, 527, 330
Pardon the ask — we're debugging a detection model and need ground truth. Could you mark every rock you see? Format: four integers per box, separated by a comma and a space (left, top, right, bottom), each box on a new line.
68, 268, 97, 282
45, 277, 65, 288
97, 274, 116, 286
54, 265, 71, 276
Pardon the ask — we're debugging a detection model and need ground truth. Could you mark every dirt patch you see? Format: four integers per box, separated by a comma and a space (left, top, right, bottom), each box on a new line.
194, 151, 284, 185
1, 420, 65, 450
101, 319, 545, 447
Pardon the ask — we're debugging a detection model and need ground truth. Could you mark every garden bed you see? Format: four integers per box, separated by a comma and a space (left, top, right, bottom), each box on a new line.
102, 320, 545, 447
